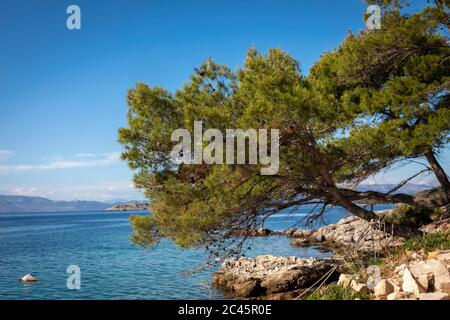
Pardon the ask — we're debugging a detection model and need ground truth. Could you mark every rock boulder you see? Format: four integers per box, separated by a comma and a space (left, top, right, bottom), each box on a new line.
212, 255, 339, 298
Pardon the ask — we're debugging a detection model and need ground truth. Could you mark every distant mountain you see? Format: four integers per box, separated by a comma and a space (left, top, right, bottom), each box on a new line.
0, 195, 111, 213
0, 183, 435, 213
105, 201, 149, 211
356, 183, 436, 195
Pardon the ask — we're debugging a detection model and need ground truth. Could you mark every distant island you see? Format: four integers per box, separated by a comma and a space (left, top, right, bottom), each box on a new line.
0, 195, 147, 213
105, 201, 149, 211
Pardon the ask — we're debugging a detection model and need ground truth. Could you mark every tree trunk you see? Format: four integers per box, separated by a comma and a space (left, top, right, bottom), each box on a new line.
330, 188, 418, 237
340, 188, 419, 206
331, 190, 378, 221
307, 143, 419, 237
425, 149, 450, 204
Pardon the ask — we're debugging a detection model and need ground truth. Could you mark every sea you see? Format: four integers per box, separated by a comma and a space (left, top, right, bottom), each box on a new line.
0, 205, 393, 299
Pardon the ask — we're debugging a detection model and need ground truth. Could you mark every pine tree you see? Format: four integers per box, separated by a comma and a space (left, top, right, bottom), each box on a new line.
118, 1, 449, 255
309, 1, 450, 202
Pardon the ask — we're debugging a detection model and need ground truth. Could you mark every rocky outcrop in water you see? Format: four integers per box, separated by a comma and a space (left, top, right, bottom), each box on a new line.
232, 228, 283, 237
212, 255, 339, 299
289, 215, 404, 253
105, 201, 148, 211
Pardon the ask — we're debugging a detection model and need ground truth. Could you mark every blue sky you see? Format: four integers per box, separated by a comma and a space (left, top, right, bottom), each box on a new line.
0, 0, 447, 201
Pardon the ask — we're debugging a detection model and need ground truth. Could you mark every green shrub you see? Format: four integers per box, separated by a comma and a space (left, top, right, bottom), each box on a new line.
368, 257, 384, 266
404, 232, 450, 252
386, 204, 433, 227
305, 284, 370, 300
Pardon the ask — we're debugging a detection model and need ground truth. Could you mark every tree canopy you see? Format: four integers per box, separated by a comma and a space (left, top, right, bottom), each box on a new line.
119, 0, 449, 258
309, 2, 450, 201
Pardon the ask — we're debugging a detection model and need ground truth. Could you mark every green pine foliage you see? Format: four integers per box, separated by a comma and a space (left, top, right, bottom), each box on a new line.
119, 1, 449, 254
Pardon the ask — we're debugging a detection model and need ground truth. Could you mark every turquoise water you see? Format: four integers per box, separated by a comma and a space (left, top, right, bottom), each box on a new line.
0, 206, 391, 299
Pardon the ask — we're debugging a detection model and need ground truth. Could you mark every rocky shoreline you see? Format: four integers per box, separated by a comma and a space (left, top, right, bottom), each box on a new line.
212, 213, 450, 300
337, 249, 450, 300
212, 255, 340, 299
287, 215, 404, 253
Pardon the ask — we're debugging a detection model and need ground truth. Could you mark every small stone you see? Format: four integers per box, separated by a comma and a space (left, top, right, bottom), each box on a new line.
350, 280, 369, 294
315, 234, 326, 242
402, 267, 426, 295
416, 272, 434, 291
256, 228, 272, 236
373, 279, 395, 298
338, 274, 353, 288
409, 259, 450, 293
428, 250, 450, 265
285, 228, 297, 237
393, 283, 402, 293
427, 251, 440, 260
290, 238, 309, 247
387, 292, 404, 300
387, 291, 416, 300
395, 264, 407, 275
440, 282, 450, 295
302, 230, 312, 238
418, 292, 449, 300
292, 230, 306, 238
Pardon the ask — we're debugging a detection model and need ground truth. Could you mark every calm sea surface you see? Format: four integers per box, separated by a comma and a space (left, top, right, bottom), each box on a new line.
0, 205, 392, 299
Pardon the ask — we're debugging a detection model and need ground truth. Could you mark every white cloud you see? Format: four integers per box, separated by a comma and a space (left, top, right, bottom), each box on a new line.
75, 153, 97, 158
42, 154, 65, 162
0, 150, 13, 162
0, 152, 121, 173
361, 165, 438, 186
1, 181, 144, 202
